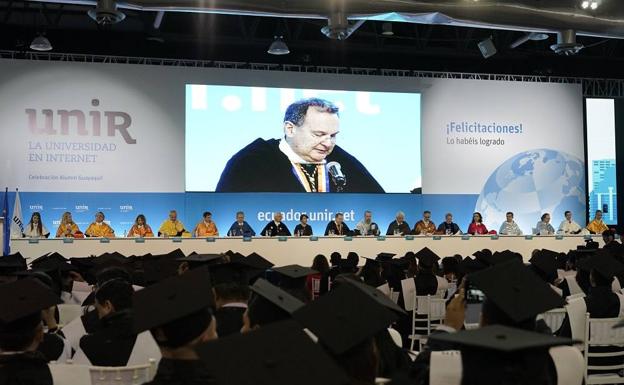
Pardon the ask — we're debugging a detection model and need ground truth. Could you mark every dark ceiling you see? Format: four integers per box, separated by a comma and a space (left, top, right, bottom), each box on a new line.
1, 0, 624, 79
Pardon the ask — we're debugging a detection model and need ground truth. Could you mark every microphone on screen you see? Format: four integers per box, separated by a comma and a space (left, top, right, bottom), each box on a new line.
327, 161, 347, 192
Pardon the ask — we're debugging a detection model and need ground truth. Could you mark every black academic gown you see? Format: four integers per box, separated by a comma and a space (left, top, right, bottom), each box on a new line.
260, 221, 291, 237
0, 351, 53, 385
78, 311, 137, 366
37, 333, 65, 362
324, 221, 351, 236
386, 221, 411, 236
293, 224, 313, 236
145, 359, 215, 385
215, 138, 384, 193
215, 306, 246, 337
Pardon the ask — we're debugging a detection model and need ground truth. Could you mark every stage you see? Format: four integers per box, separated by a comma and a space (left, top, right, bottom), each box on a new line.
11, 235, 601, 267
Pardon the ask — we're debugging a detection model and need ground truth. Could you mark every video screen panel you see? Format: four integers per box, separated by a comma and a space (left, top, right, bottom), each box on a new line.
586, 98, 617, 225
185, 85, 421, 193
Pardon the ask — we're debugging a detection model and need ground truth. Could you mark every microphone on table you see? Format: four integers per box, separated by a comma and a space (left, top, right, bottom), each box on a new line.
327, 161, 347, 192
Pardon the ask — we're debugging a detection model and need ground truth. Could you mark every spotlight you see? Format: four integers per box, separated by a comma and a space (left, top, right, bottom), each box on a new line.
321, 12, 364, 40
478, 37, 497, 58
88, 0, 126, 25
580, 0, 599, 10
550, 29, 584, 56
29, 35, 52, 51
267, 36, 290, 55
381, 22, 394, 36
509, 31, 549, 49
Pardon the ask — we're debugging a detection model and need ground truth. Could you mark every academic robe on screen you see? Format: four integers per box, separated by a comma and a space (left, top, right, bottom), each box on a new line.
216, 138, 385, 193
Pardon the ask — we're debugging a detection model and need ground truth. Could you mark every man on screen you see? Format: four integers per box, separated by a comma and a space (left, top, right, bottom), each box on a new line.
216, 98, 384, 193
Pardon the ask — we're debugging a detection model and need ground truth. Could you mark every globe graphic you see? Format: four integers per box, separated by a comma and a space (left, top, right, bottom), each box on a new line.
475, 149, 586, 235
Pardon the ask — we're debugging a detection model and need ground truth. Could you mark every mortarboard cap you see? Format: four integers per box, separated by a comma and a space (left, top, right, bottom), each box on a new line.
376, 252, 396, 262
133, 266, 214, 347
0, 278, 61, 333
247, 279, 304, 327
491, 250, 522, 265
428, 324, 575, 353
0, 253, 27, 273
529, 250, 559, 278
581, 251, 624, 279
208, 262, 253, 286
271, 265, 317, 288
472, 249, 494, 265
335, 276, 405, 315
244, 252, 274, 270
176, 253, 225, 268
292, 282, 399, 355
196, 320, 350, 385
415, 247, 440, 268
469, 259, 565, 323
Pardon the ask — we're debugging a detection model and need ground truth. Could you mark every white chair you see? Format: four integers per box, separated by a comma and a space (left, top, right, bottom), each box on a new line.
387, 327, 403, 348
57, 304, 83, 327
565, 297, 588, 350
549, 346, 585, 385
583, 315, 624, 384
90, 363, 155, 385
429, 350, 462, 385
540, 308, 567, 333
427, 347, 582, 385
408, 295, 446, 350
49, 363, 91, 385
49, 360, 157, 385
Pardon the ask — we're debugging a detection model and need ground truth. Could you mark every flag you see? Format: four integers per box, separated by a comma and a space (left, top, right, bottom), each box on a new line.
11, 189, 24, 238
2, 188, 9, 256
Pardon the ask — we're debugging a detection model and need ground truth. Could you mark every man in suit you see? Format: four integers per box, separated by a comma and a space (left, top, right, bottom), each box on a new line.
216, 98, 384, 193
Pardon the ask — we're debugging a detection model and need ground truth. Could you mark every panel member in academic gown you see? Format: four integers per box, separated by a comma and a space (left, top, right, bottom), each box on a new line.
23, 212, 50, 238
85, 211, 115, 238
226, 211, 256, 237
293, 214, 313, 236
324, 212, 351, 236
386, 211, 411, 236
216, 98, 384, 193
436, 213, 461, 235
260, 212, 291, 237
0, 279, 62, 385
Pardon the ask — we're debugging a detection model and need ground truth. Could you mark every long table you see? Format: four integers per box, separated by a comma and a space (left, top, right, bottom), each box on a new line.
11, 235, 601, 267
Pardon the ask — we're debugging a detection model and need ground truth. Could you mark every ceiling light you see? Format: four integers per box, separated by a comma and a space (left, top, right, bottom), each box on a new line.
88, 0, 126, 25
580, 0, 599, 10
381, 22, 394, 36
321, 12, 365, 40
550, 29, 584, 56
509, 31, 549, 49
29, 35, 52, 51
267, 36, 290, 55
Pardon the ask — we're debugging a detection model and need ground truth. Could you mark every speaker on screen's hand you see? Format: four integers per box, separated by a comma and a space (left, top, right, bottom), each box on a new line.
327, 161, 347, 192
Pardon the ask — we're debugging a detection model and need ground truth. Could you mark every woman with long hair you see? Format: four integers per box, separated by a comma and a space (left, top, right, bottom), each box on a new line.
307, 254, 330, 300
127, 214, 154, 237
23, 212, 50, 238
55, 212, 81, 238
467, 212, 489, 235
